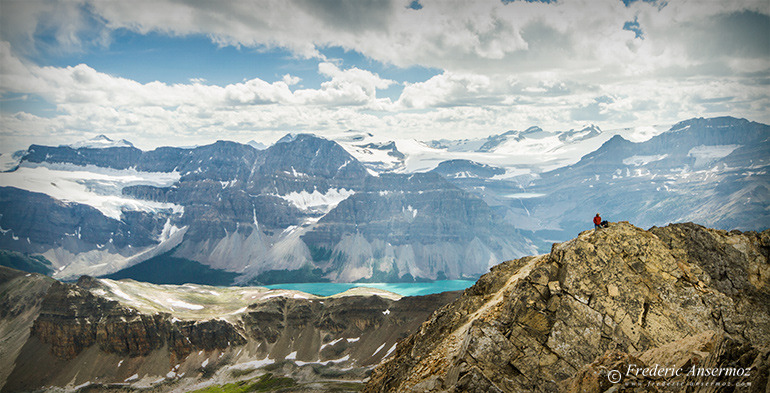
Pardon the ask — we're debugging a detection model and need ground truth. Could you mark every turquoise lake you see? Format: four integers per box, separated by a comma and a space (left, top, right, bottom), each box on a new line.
264, 280, 476, 297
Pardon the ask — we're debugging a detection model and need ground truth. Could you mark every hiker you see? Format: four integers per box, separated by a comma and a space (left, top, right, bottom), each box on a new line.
593, 213, 602, 231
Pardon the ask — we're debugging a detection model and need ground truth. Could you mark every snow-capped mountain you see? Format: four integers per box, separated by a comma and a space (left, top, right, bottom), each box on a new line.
68, 134, 134, 149
337, 123, 669, 178
489, 117, 770, 242
0, 133, 534, 284
333, 131, 409, 173
431, 160, 505, 179
0, 116, 765, 285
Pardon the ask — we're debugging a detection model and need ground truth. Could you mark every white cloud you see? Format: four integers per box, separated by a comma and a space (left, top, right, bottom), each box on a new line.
0, 1, 108, 56
398, 72, 495, 108
282, 74, 301, 86
0, 46, 399, 150
0, 0, 768, 151
295, 62, 395, 106
3, 0, 763, 74
1, 36, 768, 152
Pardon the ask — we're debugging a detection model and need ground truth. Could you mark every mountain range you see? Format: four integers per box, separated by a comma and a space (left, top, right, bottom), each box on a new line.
1, 222, 766, 392
0, 116, 767, 284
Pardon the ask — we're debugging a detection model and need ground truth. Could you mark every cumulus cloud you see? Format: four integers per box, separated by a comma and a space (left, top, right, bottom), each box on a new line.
295, 62, 395, 105
4, 0, 765, 73
0, 0, 768, 150
398, 72, 498, 108
282, 74, 301, 86
0, 45, 399, 150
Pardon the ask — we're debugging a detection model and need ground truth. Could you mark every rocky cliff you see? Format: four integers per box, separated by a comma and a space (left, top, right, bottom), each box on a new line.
363, 222, 770, 392
0, 267, 55, 390
0, 268, 460, 392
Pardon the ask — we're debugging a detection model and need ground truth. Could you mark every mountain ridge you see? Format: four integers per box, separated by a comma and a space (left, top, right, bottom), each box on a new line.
0, 266, 460, 392
362, 221, 770, 392
2, 132, 534, 283
2, 221, 766, 392
0, 116, 767, 284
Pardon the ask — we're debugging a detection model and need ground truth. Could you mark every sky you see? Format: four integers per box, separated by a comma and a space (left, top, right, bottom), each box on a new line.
0, 0, 768, 151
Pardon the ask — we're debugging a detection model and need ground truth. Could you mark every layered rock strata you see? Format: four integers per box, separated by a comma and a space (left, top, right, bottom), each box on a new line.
0, 270, 459, 392
363, 222, 770, 392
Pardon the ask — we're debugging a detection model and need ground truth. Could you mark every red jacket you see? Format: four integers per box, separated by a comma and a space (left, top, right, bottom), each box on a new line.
593, 215, 602, 225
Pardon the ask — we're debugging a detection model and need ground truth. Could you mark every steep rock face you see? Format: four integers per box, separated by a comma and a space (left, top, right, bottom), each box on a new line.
301, 172, 533, 281
0, 267, 55, 390
0, 186, 165, 252
239, 292, 462, 366
568, 331, 769, 392
252, 133, 370, 190
23, 144, 143, 170
363, 222, 770, 392
1, 269, 461, 392
28, 279, 246, 361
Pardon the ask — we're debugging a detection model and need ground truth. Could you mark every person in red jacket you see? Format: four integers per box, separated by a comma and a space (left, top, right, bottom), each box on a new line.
593, 213, 602, 231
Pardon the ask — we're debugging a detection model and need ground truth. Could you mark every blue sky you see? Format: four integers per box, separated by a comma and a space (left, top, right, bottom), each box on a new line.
0, 0, 768, 151
34, 30, 439, 95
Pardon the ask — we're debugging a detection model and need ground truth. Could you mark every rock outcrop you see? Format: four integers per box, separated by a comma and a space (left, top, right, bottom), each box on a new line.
0, 269, 460, 392
28, 279, 247, 361
0, 267, 55, 389
363, 222, 770, 392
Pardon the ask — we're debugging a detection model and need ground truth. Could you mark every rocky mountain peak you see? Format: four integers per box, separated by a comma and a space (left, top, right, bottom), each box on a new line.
68, 134, 135, 149
669, 116, 751, 132
431, 159, 505, 179
246, 140, 268, 150
363, 222, 770, 392
260, 133, 370, 181
558, 124, 603, 143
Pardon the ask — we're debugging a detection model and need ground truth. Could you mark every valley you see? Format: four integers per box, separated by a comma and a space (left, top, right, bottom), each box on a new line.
0, 116, 767, 391
1, 1, 767, 391
1, 221, 767, 392
0, 266, 461, 392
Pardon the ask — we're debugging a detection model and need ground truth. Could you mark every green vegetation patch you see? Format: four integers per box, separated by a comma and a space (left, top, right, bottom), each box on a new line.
309, 245, 333, 262
102, 249, 237, 285
0, 249, 54, 275
190, 373, 295, 393
251, 265, 329, 285
321, 382, 364, 392
229, 368, 257, 378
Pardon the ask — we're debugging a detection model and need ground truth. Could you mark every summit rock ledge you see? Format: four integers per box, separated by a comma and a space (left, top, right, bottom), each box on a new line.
363, 222, 770, 392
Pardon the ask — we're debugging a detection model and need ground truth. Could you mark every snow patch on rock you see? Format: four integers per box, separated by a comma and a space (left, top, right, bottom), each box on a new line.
0, 163, 182, 220
276, 188, 355, 214
623, 154, 668, 167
